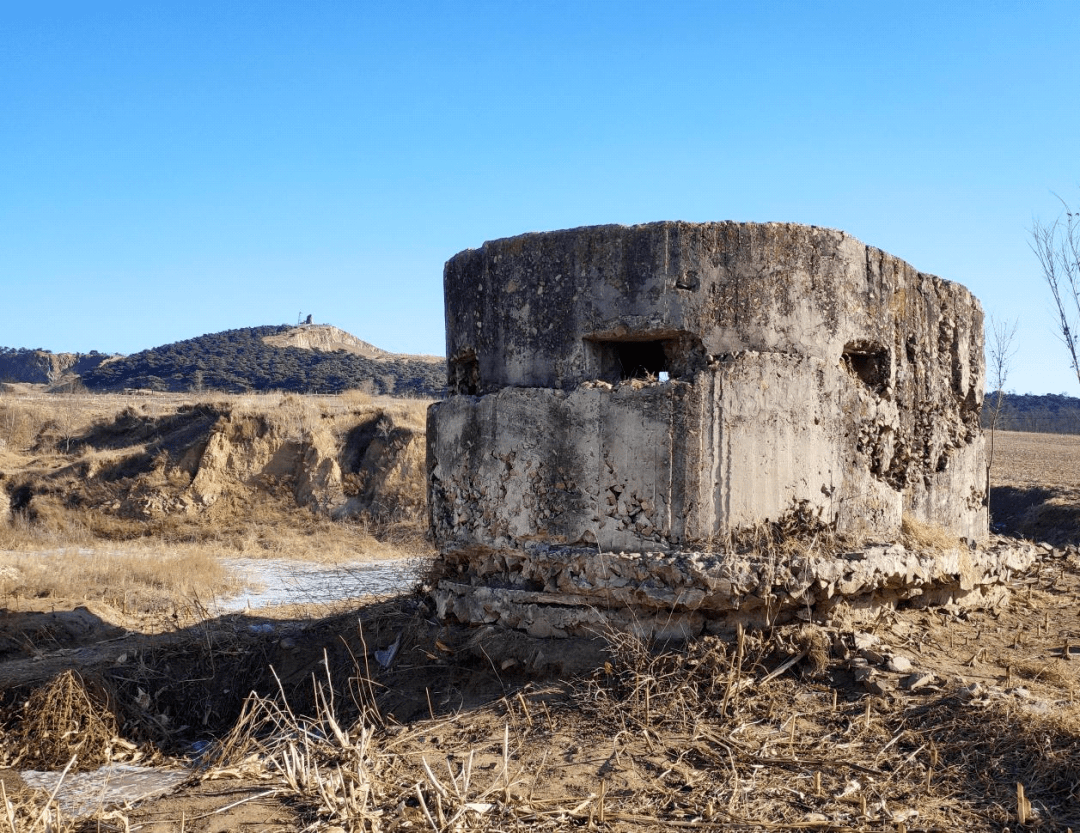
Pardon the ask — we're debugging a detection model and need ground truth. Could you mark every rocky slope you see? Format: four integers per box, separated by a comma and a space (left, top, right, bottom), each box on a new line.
262, 324, 392, 358
0, 348, 112, 386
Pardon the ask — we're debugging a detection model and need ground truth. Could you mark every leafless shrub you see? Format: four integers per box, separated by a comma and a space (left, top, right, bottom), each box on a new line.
13, 670, 118, 771
1031, 193, 1080, 387
986, 315, 1018, 531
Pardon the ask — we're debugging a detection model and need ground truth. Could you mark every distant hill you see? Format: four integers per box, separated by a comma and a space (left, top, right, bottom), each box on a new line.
9, 324, 448, 397
983, 392, 1080, 434
80, 324, 445, 396
6, 331, 1076, 424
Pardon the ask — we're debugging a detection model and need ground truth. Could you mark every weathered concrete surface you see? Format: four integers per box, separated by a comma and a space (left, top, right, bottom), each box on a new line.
429, 221, 994, 634
433, 222, 985, 547
433, 538, 1038, 639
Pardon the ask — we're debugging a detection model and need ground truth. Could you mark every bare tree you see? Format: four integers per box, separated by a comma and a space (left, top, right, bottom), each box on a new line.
984, 315, 1018, 532
1030, 194, 1080, 387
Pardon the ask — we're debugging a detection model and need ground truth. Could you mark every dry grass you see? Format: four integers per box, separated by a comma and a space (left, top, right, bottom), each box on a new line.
0, 388, 434, 612
155, 618, 1080, 831
207, 657, 388, 831
0, 540, 240, 613
1, 774, 74, 833
900, 514, 962, 552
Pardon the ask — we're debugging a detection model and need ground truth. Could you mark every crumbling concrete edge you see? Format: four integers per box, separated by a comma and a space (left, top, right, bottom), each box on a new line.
432, 537, 1041, 640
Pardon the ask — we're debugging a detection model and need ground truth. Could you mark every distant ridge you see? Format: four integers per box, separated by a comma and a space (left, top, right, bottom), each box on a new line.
71, 324, 446, 397
983, 392, 1080, 435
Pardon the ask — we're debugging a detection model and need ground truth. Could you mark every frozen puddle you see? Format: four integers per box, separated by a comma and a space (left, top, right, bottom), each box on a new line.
216, 556, 426, 612
21, 765, 189, 819
0, 549, 426, 613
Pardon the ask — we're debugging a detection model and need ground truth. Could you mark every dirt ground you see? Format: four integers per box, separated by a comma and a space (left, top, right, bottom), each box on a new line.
2, 429, 1080, 831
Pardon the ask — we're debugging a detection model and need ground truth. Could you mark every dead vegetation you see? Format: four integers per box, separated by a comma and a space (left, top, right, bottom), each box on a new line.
5, 548, 1080, 832
1, 417, 1079, 830
30, 621, 1080, 829
13, 670, 120, 771
0, 541, 240, 614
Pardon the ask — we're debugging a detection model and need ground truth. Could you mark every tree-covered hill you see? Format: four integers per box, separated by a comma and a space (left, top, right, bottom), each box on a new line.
983, 391, 1080, 434
78, 325, 446, 397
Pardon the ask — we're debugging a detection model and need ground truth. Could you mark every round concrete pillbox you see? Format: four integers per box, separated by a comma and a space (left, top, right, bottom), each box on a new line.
433, 221, 985, 549
428, 221, 996, 636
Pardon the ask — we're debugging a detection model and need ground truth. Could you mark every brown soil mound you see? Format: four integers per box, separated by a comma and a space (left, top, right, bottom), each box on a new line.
0, 392, 430, 547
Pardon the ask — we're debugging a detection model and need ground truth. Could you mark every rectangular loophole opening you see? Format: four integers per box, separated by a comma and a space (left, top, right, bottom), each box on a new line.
588, 339, 670, 382
449, 350, 480, 394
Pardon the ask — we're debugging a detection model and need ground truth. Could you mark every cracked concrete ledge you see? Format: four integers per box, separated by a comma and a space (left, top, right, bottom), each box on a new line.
432, 537, 1039, 640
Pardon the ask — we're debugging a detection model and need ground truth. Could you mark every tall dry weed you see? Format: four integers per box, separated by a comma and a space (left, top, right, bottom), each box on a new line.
211, 658, 387, 832
0, 777, 75, 833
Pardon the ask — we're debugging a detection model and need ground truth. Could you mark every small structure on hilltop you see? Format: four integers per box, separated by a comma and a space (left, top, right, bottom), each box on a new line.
427, 222, 1033, 638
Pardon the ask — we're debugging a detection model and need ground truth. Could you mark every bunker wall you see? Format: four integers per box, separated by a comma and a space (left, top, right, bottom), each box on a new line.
437, 222, 986, 545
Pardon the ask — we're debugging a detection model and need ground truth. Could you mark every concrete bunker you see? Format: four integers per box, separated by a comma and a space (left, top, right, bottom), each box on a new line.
428, 222, 1030, 638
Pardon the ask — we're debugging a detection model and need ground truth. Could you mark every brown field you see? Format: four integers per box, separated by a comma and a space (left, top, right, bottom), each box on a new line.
991, 430, 1080, 490
1, 414, 1079, 832
990, 430, 1080, 546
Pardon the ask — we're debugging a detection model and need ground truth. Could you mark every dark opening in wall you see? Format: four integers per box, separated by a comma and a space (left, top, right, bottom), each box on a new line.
586, 332, 706, 383
842, 341, 889, 394
616, 341, 668, 379
449, 350, 480, 395
588, 339, 669, 382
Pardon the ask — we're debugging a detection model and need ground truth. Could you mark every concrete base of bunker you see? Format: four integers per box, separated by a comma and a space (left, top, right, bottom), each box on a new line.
428, 539, 1039, 639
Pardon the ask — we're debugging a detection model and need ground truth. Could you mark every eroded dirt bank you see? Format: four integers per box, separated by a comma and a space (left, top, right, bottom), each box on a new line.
0, 391, 430, 556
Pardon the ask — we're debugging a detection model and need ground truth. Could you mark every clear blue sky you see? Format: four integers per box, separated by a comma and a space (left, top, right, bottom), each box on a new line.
2, 1, 1079, 394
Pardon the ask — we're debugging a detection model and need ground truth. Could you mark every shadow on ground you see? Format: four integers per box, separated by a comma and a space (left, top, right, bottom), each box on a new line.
0, 591, 608, 770
990, 484, 1080, 545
